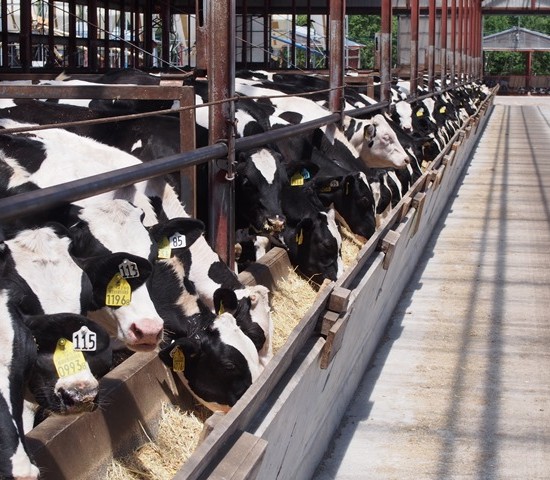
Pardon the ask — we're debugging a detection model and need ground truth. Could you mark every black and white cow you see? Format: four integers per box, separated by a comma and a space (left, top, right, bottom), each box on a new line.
23, 313, 112, 417
280, 183, 343, 285
0, 277, 40, 480
0, 221, 161, 352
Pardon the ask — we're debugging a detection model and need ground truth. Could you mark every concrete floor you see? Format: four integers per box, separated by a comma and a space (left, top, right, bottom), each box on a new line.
311, 96, 550, 480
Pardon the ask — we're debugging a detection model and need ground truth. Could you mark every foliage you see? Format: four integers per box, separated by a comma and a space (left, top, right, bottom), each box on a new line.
347, 15, 398, 70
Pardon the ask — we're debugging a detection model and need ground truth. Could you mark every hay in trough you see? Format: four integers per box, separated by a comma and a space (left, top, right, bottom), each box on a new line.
341, 236, 361, 268
270, 267, 319, 353
270, 235, 361, 354
105, 403, 209, 480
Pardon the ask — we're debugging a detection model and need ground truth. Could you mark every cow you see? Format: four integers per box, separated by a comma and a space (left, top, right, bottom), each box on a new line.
0, 221, 161, 352
152, 274, 264, 411
233, 77, 411, 170
0, 277, 40, 480
23, 313, 112, 417
280, 183, 343, 285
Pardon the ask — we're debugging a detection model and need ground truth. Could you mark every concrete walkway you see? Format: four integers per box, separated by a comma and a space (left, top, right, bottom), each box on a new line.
311, 96, 550, 480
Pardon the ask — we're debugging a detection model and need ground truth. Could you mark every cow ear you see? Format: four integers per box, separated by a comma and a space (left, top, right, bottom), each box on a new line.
246, 285, 270, 307
213, 288, 239, 315
77, 253, 153, 305
158, 338, 201, 371
364, 123, 376, 140
148, 217, 205, 248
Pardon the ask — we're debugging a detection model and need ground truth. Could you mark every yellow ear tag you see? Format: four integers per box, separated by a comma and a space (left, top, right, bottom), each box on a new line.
416, 110, 424, 117
105, 273, 132, 307
171, 346, 185, 372
218, 301, 225, 315
290, 172, 305, 186
53, 338, 91, 378
439, 106, 447, 114
157, 236, 172, 259
296, 229, 304, 245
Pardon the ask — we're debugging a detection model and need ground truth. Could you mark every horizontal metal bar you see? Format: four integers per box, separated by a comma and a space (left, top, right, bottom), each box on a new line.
0, 85, 192, 100
344, 100, 390, 118
0, 143, 227, 222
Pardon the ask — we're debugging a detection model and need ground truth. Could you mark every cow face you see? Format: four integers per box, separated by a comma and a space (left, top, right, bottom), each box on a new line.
389, 100, 414, 133
77, 252, 163, 352
236, 148, 287, 234
312, 172, 377, 240
284, 207, 343, 285
361, 115, 410, 169
24, 313, 112, 415
158, 309, 263, 412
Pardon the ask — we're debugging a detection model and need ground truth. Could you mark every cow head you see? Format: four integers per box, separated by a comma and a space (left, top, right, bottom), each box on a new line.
361, 115, 410, 169
283, 206, 343, 285
77, 252, 163, 352
158, 288, 263, 412
235, 148, 287, 234
311, 172, 376, 241
24, 313, 112, 415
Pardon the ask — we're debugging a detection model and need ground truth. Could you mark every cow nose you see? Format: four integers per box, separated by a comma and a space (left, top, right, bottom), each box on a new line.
58, 386, 98, 408
266, 215, 286, 233
129, 321, 163, 345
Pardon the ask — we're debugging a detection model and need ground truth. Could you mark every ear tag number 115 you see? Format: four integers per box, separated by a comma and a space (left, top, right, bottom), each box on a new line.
72, 326, 97, 351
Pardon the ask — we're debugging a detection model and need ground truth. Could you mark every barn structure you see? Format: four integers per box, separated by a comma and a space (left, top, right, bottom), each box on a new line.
0, 2, 549, 480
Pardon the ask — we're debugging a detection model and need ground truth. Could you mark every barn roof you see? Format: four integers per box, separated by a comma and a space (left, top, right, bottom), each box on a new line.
483, 26, 550, 51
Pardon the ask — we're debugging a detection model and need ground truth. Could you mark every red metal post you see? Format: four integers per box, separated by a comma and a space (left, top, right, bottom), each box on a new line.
441, 0, 448, 87
427, 0, 436, 91
458, 0, 464, 81
410, 0, 419, 96
450, 0, 457, 84
466, 0, 471, 80
328, 0, 345, 114
380, 0, 392, 102
208, 0, 236, 267
19, 0, 31, 72
88, 0, 98, 71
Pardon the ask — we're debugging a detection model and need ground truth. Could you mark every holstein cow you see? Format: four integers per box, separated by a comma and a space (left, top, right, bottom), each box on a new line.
63, 200, 271, 410
280, 183, 343, 285
233, 77, 411, 171
0, 221, 160, 352
23, 313, 112, 418
0, 277, 40, 480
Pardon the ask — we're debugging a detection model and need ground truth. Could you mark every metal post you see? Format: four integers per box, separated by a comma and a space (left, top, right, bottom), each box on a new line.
450, 0, 457, 84
427, 0, 436, 91
328, 0, 345, 115
441, 0, 448, 87
88, 0, 98, 71
380, 0, 392, 103
208, 0, 236, 267
19, 0, 31, 71
410, 0, 419, 96
161, 0, 171, 69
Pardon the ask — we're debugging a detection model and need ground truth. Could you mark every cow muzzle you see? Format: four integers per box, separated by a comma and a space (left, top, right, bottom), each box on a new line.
127, 320, 164, 351
263, 215, 286, 233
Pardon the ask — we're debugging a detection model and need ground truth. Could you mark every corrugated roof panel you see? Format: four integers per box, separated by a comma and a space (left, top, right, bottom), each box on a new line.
483, 26, 550, 50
